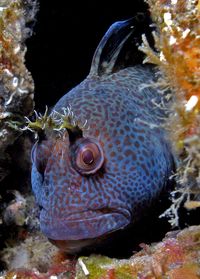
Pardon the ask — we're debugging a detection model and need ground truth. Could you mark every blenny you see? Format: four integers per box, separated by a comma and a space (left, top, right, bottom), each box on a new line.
31, 18, 174, 253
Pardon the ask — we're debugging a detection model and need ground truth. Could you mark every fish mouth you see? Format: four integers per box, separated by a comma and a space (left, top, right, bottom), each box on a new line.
40, 207, 131, 245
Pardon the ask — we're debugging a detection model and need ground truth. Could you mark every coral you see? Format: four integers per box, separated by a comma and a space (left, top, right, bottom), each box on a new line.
2, 191, 39, 230
0, 0, 37, 269
1, 232, 59, 272
1, 232, 76, 278
0, 0, 37, 181
1, 226, 200, 278
139, 0, 200, 226
75, 225, 200, 279
2, 190, 27, 226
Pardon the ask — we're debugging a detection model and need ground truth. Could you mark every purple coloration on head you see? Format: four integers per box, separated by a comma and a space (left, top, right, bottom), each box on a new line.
31, 19, 174, 253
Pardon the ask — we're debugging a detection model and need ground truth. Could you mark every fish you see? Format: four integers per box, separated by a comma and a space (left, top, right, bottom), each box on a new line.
31, 18, 174, 254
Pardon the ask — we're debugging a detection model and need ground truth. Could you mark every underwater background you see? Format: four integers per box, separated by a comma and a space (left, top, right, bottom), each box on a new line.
26, 0, 152, 111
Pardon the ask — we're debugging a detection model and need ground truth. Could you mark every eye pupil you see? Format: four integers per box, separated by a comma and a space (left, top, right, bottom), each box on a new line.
82, 149, 94, 165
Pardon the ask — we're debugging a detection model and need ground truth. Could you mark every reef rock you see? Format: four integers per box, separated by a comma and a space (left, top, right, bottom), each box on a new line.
1, 225, 200, 278
76, 225, 200, 279
0, 0, 37, 181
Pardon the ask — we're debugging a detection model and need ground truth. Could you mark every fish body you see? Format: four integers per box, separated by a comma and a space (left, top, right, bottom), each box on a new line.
31, 19, 174, 253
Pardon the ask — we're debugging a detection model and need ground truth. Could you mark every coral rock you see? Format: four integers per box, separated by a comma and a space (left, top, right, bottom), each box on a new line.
75, 225, 200, 278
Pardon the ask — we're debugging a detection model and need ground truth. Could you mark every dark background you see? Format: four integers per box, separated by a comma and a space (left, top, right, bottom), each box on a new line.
25, 0, 152, 111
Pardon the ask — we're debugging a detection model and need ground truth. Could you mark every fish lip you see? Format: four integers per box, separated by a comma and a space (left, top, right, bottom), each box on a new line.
64, 207, 131, 221
40, 207, 131, 241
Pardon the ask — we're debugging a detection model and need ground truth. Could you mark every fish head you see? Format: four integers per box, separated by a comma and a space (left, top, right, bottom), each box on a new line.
31, 18, 173, 253
31, 79, 136, 253
31, 76, 171, 253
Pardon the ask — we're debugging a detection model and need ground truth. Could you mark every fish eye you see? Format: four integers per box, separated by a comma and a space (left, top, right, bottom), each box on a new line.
73, 138, 104, 174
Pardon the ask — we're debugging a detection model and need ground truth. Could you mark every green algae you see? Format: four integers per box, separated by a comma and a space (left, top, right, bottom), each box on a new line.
77, 256, 141, 279
76, 255, 113, 279
115, 264, 136, 279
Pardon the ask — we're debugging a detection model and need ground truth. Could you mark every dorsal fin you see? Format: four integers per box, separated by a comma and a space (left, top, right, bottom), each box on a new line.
88, 18, 135, 77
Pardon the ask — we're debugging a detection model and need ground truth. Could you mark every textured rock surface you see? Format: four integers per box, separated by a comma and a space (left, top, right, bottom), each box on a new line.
75, 225, 200, 279
0, 0, 37, 181
140, 0, 200, 225
1, 225, 200, 278
0, 0, 38, 269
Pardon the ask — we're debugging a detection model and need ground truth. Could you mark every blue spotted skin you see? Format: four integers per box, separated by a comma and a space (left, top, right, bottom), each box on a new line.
31, 19, 173, 253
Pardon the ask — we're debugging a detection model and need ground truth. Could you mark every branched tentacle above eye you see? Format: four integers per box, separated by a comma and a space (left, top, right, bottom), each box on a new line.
22, 106, 90, 139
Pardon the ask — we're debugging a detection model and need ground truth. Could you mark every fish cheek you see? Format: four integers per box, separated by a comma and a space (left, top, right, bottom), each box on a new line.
44, 141, 83, 199
31, 139, 55, 204
31, 163, 45, 205
31, 139, 55, 178
32, 135, 70, 202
